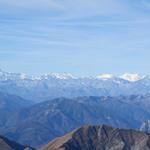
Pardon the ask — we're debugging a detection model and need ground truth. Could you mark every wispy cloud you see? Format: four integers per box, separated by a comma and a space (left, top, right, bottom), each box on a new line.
0, 0, 127, 18
0, 0, 61, 9
0, 0, 150, 75
141, 0, 150, 10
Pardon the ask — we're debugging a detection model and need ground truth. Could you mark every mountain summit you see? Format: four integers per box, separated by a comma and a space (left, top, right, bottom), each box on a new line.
41, 125, 150, 150
120, 73, 142, 82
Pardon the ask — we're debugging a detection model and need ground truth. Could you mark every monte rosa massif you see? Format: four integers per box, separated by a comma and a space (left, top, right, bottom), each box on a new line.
1, 69, 150, 149
0, 69, 150, 102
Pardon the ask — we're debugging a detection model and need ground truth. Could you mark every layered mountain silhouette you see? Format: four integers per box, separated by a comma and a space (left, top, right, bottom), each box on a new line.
0, 92, 33, 128
0, 135, 35, 150
41, 125, 150, 150
2, 96, 150, 147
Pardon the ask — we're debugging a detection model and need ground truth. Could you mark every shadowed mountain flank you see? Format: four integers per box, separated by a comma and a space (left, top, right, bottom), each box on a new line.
0, 135, 35, 150
41, 125, 150, 150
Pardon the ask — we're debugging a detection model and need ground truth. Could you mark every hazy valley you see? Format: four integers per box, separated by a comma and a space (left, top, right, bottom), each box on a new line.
1, 71, 150, 149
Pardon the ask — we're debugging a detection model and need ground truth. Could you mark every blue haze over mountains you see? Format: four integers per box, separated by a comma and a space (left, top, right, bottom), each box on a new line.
0, 69, 150, 102
0, 0, 150, 149
1, 70, 150, 147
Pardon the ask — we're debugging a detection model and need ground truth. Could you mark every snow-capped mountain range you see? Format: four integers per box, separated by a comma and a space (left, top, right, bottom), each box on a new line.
0, 69, 144, 81
0, 69, 150, 102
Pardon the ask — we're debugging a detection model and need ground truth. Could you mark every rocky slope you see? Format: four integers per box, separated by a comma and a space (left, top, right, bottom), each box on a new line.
2, 96, 150, 147
0, 135, 35, 150
41, 125, 150, 150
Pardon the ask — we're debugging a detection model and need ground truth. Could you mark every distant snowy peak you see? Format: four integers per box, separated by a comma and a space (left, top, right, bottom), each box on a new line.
0, 69, 147, 82
0, 69, 29, 81
42, 73, 76, 80
97, 73, 144, 82
97, 74, 113, 80
120, 73, 142, 82
19, 73, 29, 80
0, 69, 76, 80
140, 120, 150, 133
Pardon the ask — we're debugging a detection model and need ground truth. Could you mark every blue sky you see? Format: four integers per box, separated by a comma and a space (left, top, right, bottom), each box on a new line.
0, 0, 150, 76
